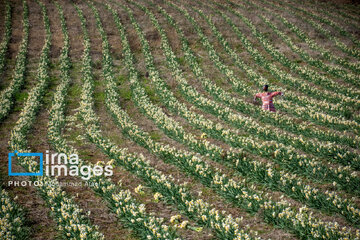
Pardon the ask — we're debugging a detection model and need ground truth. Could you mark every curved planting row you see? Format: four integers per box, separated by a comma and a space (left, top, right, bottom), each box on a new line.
8, 1, 104, 239
269, 0, 360, 60
208, 3, 360, 131
126, 0, 360, 225
0, 188, 28, 240
205, 1, 359, 118
66, 3, 263, 239
334, 5, 360, 22
0, 0, 29, 122
72, 3, 180, 239
151, 1, 360, 153
0, 0, 12, 75
166, 0, 360, 135
220, 1, 360, 102
98, 1, 358, 238
248, 0, 360, 76
236, 0, 360, 75
202, 9, 359, 160
260, 12, 360, 93
283, 0, 360, 50
305, 0, 360, 24
3, 0, 358, 239
317, 7, 359, 32
229, 0, 360, 123
155, 1, 360, 195
162, 3, 360, 170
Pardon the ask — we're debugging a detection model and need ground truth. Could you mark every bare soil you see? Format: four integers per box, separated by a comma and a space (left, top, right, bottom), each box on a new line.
1, 0, 359, 239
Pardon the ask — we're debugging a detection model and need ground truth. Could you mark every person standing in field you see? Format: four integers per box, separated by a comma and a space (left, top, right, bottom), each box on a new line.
253, 85, 283, 112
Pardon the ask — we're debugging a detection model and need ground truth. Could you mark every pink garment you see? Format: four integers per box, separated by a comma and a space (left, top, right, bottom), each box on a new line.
255, 91, 282, 112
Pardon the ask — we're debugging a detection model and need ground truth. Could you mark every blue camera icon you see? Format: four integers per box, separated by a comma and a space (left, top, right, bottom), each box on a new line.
8, 150, 43, 176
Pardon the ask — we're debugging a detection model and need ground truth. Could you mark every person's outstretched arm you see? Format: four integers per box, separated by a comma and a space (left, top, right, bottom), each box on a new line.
271, 91, 283, 97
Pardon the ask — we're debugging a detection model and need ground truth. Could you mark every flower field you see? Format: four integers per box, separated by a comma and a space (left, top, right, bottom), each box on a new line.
0, 0, 359, 239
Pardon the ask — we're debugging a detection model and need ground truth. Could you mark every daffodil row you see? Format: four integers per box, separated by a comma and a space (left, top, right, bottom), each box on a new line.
215, 7, 360, 133
270, 0, 360, 60
316, 4, 359, 32
7, 1, 105, 239
72, 3, 179, 239
257, 0, 360, 74
214, 0, 360, 118
76, 2, 257, 239
83, 4, 260, 237
337, 8, 360, 22
9, 0, 51, 152
218, 4, 360, 111
222, 0, 360, 119
105, 2, 358, 238
167, 0, 344, 117
257, 0, 360, 76
154, 3, 360, 152
39, 180, 105, 240
83, 126, 255, 240
109, 0, 265, 216
0, 189, 29, 240
332, 5, 360, 22
42, 6, 101, 237
9, 0, 51, 157
223, 2, 360, 103
260, 13, 360, 93
284, 0, 360, 50
194, 0, 360, 125
323, 4, 360, 25
0, 0, 11, 74
47, 0, 71, 146
128, 0, 360, 225
159, 1, 360, 195
239, 1, 359, 93
166, 1, 360, 135
0, 0, 29, 122
250, 0, 360, 75
262, 201, 359, 240
305, 0, 360, 24
124, 2, 243, 166
190, 7, 360, 169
